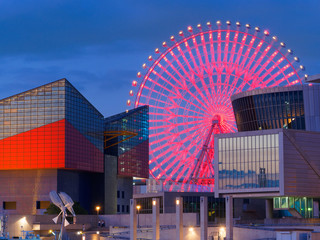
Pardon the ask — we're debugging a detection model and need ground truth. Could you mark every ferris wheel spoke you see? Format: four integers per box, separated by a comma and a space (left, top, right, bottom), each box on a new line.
233, 34, 248, 72
223, 30, 231, 64
149, 123, 206, 156
247, 44, 272, 77
263, 65, 292, 87
157, 51, 216, 112
151, 123, 208, 167
243, 40, 265, 74
167, 158, 196, 182
255, 57, 286, 87
130, 23, 305, 188
249, 51, 281, 88
184, 39, 201, 75
228, 31, 240, 68
200, 37, 217, 98
188, 74, 217, 113
145, 90, 210, 116
173, 49, 218, 111
238, 36, 257, 71
164, 129, 208, 181
191, 34, 217, 103
154, 58, 189, 89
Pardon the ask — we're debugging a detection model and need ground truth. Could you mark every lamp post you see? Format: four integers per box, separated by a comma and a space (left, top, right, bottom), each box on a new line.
96, 206, 100, 215
136, 205, 141, 228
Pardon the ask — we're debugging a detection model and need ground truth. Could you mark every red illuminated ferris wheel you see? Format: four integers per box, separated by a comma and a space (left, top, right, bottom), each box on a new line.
127, 21, 306, 189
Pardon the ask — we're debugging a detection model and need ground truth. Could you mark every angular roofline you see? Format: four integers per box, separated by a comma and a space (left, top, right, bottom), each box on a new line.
104, 105, 149, 124
306, 74, 320, 83
0, 78, 103, 118
64, 79, 104, 118
0, 78, 66, 102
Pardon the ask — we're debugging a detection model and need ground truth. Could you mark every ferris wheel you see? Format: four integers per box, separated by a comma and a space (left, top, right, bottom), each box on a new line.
127, 20, 306, 190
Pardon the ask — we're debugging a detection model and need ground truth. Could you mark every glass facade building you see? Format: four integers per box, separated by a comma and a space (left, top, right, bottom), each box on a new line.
215, 131, 280, 193
104, 106, 149, 178
273, 196, 313, 218
0, 79, 104, 172
232, 88, 305, 132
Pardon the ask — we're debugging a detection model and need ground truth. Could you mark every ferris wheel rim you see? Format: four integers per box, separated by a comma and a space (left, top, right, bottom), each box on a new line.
128, 21, 306, 187
133, 28, 304, 107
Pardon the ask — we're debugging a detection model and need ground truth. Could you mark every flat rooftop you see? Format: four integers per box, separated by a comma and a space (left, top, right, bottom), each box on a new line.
306, 74, 320, 83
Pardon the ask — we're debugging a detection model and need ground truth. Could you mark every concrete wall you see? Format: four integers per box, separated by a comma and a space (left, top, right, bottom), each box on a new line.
100, 213, 198, 228
0, 169, 104, 215
283, 130, 320, 197
116, 177, 133, 214
104, 155, 117, 215
6, 215, 35, 238
234, 198, 266, 220
0, 169, 57, 215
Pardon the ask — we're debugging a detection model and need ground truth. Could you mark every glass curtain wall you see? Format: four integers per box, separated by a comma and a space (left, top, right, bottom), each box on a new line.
218, 133, 280, 190
232, 91, 305, 132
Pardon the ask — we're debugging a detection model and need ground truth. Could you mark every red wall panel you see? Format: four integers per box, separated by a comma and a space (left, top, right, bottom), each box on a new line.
0, 119, 65, 170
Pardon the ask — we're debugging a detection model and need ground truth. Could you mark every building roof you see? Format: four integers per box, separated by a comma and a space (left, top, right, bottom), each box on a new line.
104, 105, 148, 124
306, 73, 320, 83
230, 84, 308, 102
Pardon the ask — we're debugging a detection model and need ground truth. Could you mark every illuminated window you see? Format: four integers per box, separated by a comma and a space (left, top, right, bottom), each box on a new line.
3, 201, 16, 210
36, 201, 51, 209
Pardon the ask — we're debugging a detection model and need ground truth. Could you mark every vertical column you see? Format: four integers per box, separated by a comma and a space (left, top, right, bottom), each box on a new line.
225, 195, 233, 240
313, 200, 319, 218
176, 197, 183, 240
152, 198, 160, 240
265, 199, 273, 219
200, 196, 208, 240
130, 199, 137, 240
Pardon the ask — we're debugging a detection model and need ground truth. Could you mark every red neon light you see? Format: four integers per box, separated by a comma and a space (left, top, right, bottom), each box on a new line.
131, 27, 304, 188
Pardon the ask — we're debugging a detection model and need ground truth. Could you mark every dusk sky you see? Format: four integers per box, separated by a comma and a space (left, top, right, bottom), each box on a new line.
0, 0, 319, 117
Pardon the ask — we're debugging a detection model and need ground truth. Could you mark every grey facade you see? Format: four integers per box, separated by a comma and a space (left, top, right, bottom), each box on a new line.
0, 169, 103, 215
214, 128, 320, 198
231, 85, 320, 132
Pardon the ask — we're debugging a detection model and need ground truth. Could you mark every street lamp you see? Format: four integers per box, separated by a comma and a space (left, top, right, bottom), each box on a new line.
96, 206, 101, 215
49, 230, 56, 240
136, 205, 141, 228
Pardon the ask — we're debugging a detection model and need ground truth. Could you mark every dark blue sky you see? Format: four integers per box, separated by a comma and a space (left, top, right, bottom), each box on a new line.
0, 0, 319, 116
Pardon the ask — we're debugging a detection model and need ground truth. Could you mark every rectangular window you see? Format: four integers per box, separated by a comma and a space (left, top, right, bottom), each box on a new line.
117, 205, 120, 213
117, 191, 120, 198
122, 205, 125, 213
36, 201, 51, 209
3, 201, 16, 210
122, 191, 125, 199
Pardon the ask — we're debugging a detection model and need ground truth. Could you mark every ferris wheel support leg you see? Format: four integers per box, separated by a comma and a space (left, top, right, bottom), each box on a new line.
130, 199, 137, 240
200, 196, 208, 240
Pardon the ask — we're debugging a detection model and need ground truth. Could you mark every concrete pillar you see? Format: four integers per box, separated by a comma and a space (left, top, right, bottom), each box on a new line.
265, 199, 273, 219
314, 200, 319, 218
225, 195, 233, 240
176, 197, 183, 240
130, 199, 137, 240
200, 196, 208, 240
152, 198, 160, 240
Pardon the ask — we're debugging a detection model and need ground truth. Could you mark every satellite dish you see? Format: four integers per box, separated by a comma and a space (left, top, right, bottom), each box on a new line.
49, 191, 76, 240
